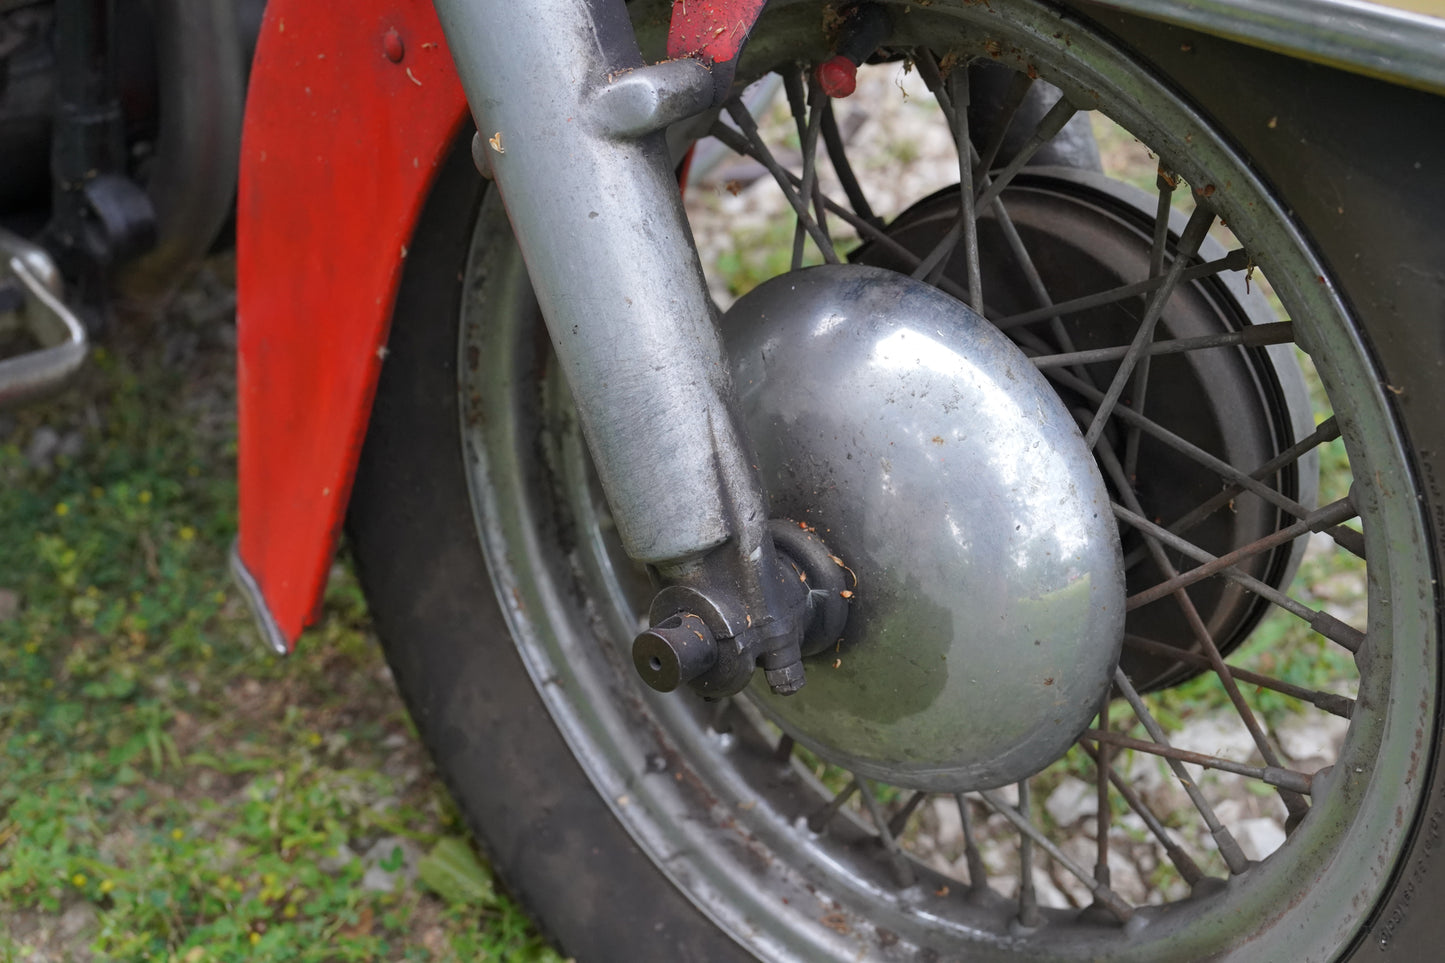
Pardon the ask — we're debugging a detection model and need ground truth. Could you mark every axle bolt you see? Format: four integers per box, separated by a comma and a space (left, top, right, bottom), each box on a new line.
633, 613, 718, 693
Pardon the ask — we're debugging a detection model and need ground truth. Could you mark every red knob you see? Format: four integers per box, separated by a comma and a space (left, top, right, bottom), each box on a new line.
815, 55, 857, 99
383, 28, 405, 64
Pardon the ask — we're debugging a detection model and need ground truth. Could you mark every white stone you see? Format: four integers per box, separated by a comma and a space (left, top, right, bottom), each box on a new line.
1233, 817, 1286, 862
319, 842, 358, 874
1030, 863, 1074, 909
1276, 713, 1350, 765
1171, 714, 1260, 764
0, 588, 19, 621
360, 836, 421, 893
58, 902, 97, 939
929, 796, 964, 851
1044, 777, 1099, 827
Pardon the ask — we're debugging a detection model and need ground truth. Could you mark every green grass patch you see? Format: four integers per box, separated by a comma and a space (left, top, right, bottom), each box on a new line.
0, 266, 558, 961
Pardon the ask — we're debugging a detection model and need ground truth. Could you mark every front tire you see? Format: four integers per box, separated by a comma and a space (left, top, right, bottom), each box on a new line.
349, 2, 1445, 958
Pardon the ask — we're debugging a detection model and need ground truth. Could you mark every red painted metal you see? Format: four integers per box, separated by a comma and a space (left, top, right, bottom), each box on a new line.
815, 55, 857, 98
236, 0, 467, 648
667, 0, 769, 63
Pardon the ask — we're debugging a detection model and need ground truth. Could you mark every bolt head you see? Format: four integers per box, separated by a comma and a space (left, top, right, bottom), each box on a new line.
765, 662, 807, 696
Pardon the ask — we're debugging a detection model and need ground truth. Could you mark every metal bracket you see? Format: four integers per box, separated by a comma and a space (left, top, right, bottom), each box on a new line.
228, 539, 292, 656
0, 231, 89, 408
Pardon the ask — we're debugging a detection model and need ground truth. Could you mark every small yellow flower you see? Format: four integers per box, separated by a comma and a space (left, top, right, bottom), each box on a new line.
171, 828, 184, 841
54, 502, 69, 516
23, 641, 38, 654
283, 904, 298, 918
99, 879, 115, 894
306, 732, 322, 747
249, 932, 260, 945
138, 490, 152, 505
212, 591, 226, 605
179, 526, 196, 542
71, 873, 87, 887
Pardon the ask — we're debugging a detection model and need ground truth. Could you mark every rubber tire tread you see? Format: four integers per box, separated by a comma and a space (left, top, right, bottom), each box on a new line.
346, 144, 750, 963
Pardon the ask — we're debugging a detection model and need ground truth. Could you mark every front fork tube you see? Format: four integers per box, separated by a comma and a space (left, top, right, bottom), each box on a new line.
432, 0, 811, 694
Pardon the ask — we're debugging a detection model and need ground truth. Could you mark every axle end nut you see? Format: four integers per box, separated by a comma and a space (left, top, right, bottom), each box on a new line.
633, 613, 718, 692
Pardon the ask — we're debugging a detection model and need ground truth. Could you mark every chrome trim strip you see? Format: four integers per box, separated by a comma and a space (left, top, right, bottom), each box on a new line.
1087, 0, 1445, 94
228, 540, 291, 655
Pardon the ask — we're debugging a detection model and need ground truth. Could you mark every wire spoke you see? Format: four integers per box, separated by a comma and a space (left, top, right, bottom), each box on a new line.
1047, 364, 1359, 554
973, 69, 1035, 176
1126, 494, 1357, 612
1077, 742, 1206, 885
1124, 635, 1356, 718
995, 249, 1249, 330
774, 732, 796, 763
1029, 321, 1295, 369
1113, 502, 1366, 652
956, 794, 990, 891
974, 789, 1134, 922
782, 69, 810, 272
1083, 203, 1215, 449
1095, 700, 1111, 896
791, 71, 838, 267
913, 52, 983, 307
1084, 729, 1313, 794
974, 96, 1078, 210
858, 778, 916, 887
1015, 780, 1041, 926
1149, 170, 1177, 276
1092, 424, 1310, 824
806, 777, 859, 833
886, 790, 928, 838
1125, 170, 1179, 480
1113, 668, 1251, 874
1123, 416, 1350, 569
820, 98, 879, 227
714, 106, 840, 265
706, 118, 976, 295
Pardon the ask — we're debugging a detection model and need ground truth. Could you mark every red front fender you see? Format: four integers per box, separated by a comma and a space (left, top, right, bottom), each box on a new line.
233, 0, 467, 650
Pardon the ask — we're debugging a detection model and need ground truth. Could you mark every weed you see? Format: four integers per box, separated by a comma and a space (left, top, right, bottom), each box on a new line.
0, 265, 558, 961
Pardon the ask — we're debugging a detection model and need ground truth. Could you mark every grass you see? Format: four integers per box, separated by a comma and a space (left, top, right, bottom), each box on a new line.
0, 262, 559, 962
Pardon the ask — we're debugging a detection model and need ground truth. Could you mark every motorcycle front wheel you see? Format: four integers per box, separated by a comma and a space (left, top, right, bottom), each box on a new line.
347, 1, 1445, 959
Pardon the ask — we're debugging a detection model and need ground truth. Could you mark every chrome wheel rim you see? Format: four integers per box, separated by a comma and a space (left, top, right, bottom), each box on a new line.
457, 1, 1436, 958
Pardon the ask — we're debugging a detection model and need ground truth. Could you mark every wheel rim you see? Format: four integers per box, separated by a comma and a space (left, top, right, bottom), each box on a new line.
456, 1, 1436, 959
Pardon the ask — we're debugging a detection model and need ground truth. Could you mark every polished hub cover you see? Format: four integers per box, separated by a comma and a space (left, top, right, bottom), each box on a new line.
725, 265, 1124, 792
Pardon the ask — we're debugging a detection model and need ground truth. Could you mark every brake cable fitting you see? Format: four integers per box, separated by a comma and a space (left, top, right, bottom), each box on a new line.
814, 3, 890, 98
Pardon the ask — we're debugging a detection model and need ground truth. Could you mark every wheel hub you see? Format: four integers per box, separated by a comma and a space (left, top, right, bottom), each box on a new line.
723, 264, 1124, 792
